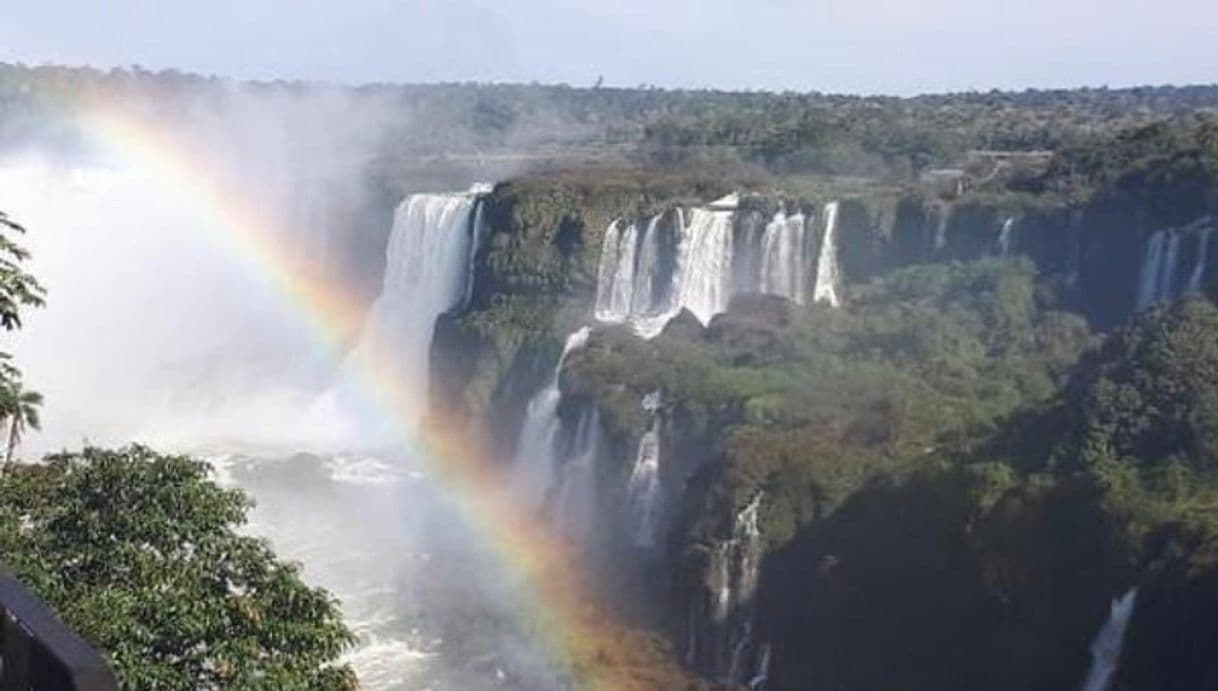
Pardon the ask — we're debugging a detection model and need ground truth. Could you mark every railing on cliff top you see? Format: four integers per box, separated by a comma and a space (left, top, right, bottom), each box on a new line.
0, 568, 117, 690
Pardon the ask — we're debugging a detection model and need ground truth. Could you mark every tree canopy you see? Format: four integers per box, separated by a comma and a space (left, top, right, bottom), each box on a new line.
0, 446, 357, 690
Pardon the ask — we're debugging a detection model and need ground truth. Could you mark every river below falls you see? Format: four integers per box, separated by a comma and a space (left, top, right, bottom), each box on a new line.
210, 452, 566, 691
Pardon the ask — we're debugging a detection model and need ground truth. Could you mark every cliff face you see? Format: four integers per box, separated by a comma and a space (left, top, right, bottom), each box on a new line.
427, 172, 1218, 690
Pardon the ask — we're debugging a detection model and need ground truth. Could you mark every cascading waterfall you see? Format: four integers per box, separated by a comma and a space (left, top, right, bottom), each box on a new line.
1079, 588, 1138, 691
510, 327, 607, 542
1136, 218, 1215, 310
759, 210, 810, 303
688, 492, 766, 681
995, 216, 1016, 257
596, 214, 678, 338
625, 391, 664, 548
598, 219, 640, 320
510, 327, 592, 509
553, 407, 603, 540
335, 189, 482, 440
1188, 225, 1215, 293
677, 204, 737, 325
812, 201, 842, 307
748, 643, 772, 691
595, 199, 735, 338
632, 215, 665, 314
733, 212, 767, 295
595, 196, 841, 339
459, 184, 493, 311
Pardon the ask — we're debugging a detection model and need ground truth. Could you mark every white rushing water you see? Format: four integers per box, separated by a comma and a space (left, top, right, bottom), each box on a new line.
1137, 218, 1215, 310
511, 327, 592, 509
695, 492, 766, 681
996, 216, 1016, 257
625, 392, 665, 548
595, 214, 678, 338
330, 190, 481, 442
812, 201, 842, 308
1188, 226, 1214, 293
1080, 588, 1138, 691
759, 210, 810, 303
677, 206, 737, 325
553, 407, 603, 540
595, 197, 841, 339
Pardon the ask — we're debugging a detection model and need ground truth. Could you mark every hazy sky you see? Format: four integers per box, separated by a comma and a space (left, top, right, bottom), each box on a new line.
3, 0, 1217, 95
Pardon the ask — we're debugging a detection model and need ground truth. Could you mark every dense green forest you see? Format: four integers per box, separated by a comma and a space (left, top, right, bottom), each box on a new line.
3, 62, 1217, 184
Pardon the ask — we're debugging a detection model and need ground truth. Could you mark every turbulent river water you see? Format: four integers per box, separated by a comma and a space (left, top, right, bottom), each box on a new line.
212, 451, 552, 690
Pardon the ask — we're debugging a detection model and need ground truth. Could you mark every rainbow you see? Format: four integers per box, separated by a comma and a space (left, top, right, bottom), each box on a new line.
75, 99, 677, 690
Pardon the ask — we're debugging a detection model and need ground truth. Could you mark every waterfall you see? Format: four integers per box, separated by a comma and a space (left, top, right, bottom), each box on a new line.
554, 407, 602, 540
595, 214, 678, 337
1080, 588, 1138, 691
697, 492, 766, 680
733, 212, 767, 295
511, 327, 591, 509
632, 216, 665, 314
596, 196, 839, 339
812, 201, 842, 307
459, 190, 490, 311
338, 189, 482, 440
594, 200, 734, 338
625, 392, 665, 548
1137, 218, 1216, 310
595, 220, 625, 320
1137, 230, 1170, 309
996, 217, 1016, 257
759, 210, 810, 303
510, 327, 605, 541
677, 206, 736, 325
625, 423, 662, 547
597, 219, 640, 321
1187, 226, 1214, 293
748, 643, 772, 690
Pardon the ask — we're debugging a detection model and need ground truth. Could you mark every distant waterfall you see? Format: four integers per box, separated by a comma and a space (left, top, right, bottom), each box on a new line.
1080, 588, 1138, 691
343, 189, 483, 436
625, 392, 664, 548
511, 327, 592, 509
594, 198, 736, 338
595, 196, 842, 338
995, 216, 1016, 257
554, 407, 603, 540
596, 214, 679, 338
759, 210, 810, 303
678, 206, 737, 325
1137, 230, 1182, 309
748, 643, 772, 690
596, 219, 641, 320
1136, 218, 1215, 310
1188, 225, 1215, 293
812, 201, 842, 307
688, 492, 766, 681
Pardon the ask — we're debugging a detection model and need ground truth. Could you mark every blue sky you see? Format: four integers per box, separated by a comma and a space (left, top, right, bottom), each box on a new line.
3, 0, 1217, 95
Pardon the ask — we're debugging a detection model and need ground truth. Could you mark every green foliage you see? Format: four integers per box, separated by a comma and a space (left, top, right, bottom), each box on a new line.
0, 210, 44, 464
0, 211, 46, 331
0, 446, 356, 690
1040, 117, 1218, 202
1061, 298, 1218, 473
998, 298, 1218, 547
568, 259, 1090, 543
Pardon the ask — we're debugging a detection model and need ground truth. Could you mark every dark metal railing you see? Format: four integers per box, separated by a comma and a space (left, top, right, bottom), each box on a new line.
0, 569, 117, 691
